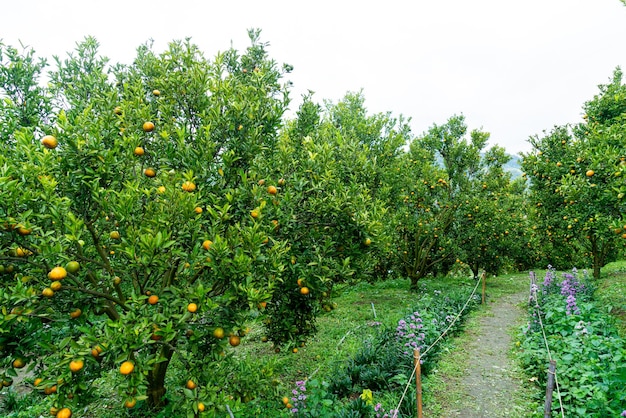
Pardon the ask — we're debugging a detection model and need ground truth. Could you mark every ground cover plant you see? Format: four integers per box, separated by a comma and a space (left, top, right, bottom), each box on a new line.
518, 266, 626, 416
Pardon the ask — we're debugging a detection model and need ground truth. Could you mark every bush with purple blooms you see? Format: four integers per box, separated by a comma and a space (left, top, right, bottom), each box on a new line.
518, 267, 626, 416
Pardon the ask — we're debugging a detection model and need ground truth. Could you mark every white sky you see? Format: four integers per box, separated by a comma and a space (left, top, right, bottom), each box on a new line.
2, 0, 626, 155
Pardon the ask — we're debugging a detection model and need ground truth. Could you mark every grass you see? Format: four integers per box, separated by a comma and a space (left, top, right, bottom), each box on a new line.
595, 260, 626, 336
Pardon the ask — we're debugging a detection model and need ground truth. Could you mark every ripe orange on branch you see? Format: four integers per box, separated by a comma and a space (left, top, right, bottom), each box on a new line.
134, 146, 145, 156
48, 266, 67, 280
143, 121, 155, 132
187, 303, 198, 313
229, 335, 241, 347
144, 168, 157, 178
182, 181, 196, 192
119, 361, 134, 375
148, 295, 159, 305
41, 135, 58, 149
12, 358, 25, 369
56, 407, 72, 418
69, 359, 84, 372
267, 185, 278, 195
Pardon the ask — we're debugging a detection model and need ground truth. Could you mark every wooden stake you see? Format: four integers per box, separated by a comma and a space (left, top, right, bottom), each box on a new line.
414, 349, 423, 418
544, 360, 556, 418
481, 271, 486, 304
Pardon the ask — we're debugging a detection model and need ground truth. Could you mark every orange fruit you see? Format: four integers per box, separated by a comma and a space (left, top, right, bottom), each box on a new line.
56, 407, 72, 418
50, 281, 62, 291
33, 377, 43, 387
143, 121, 155, 132
157, 185, 166, 193
257, 179, 266, 186
197, 402, 205, 412
297, 278, 305, 287
109, 231, 121, 240
182, 181, 196, 192
42, 287, 54, 298
364, 238, 372, 246
124, 398, 137, 408
300, 287, 310, 295
44, 385, 57, 395
267, 185, 278, 195
250, 209, 260, 219
12, 358, 25, 368
41, 135, 58, 149
69, 359, 84, 372
134, 146, 145, 156
187, 303, 198, 313
257, 301, 267, 309
228, 335, 241, 347
119, 361, 134, 375
91, 348, 100, 359
113, 276, 122, 285
194, 206, 203, 214
69, 309, 82, 319
152, 89, 160, 96
213, 327, 225, 339
144, 168, 157, 177
66, 261, 80, 274
48, 266, 67, 281
186, 379, 197, 390
586, 169, 595, 177
148, 295, 159, 305
278, 178, 285, 186
17, 226, 32, 235
282, 396, 290, 405
202, 239, 212, 250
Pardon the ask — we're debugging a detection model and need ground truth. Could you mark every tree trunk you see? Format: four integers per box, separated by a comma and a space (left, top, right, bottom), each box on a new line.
146, 344, 175, 410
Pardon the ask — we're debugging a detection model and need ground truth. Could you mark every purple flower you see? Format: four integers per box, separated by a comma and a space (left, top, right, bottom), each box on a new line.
621, 411, 626, 417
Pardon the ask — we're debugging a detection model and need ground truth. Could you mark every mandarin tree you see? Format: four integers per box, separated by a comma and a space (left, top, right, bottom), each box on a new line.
0, 32, 290, 415
254, 93, 394, 348
522, 69, 626, 277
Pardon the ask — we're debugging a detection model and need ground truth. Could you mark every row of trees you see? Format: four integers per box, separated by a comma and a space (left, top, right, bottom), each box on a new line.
0, 31, 624, 415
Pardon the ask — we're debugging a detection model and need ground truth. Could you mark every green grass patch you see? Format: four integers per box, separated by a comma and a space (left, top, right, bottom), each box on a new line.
596, 260, 626, 336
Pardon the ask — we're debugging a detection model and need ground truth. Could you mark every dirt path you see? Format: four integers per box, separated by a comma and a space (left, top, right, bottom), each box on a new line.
425, 287, 533, 417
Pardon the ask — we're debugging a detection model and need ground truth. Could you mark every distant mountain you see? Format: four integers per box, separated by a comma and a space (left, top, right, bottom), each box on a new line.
504, 154, 523, 179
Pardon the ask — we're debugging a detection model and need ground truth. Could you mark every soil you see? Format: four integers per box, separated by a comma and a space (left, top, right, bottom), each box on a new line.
426, 289, 532, 417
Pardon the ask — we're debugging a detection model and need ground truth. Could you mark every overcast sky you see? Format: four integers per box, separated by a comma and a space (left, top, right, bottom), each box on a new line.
2, 0, 626, 155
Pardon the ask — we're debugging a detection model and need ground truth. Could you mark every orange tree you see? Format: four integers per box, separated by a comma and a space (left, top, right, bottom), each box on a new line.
452, 146, 533, 278
254, 93, 398, 348
390, 115, 505, 287
1, 32, 291, 415
522, 68, 626, 278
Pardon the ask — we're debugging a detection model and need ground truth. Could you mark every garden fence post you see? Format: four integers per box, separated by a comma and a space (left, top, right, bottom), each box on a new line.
481, 271, 486, 304
544, 360, 556, 417
414, 349, 423, 418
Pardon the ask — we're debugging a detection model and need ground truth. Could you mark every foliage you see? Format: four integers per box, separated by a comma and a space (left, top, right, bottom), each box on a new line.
258, 92, 404, 347
390, 115, 529, 287
522, 68, 626, 278
0, 32, 291, 415
519, 268, 626, 416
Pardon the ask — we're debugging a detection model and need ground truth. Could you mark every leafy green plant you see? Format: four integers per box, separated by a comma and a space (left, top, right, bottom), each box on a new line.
518, 268, 626, 416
